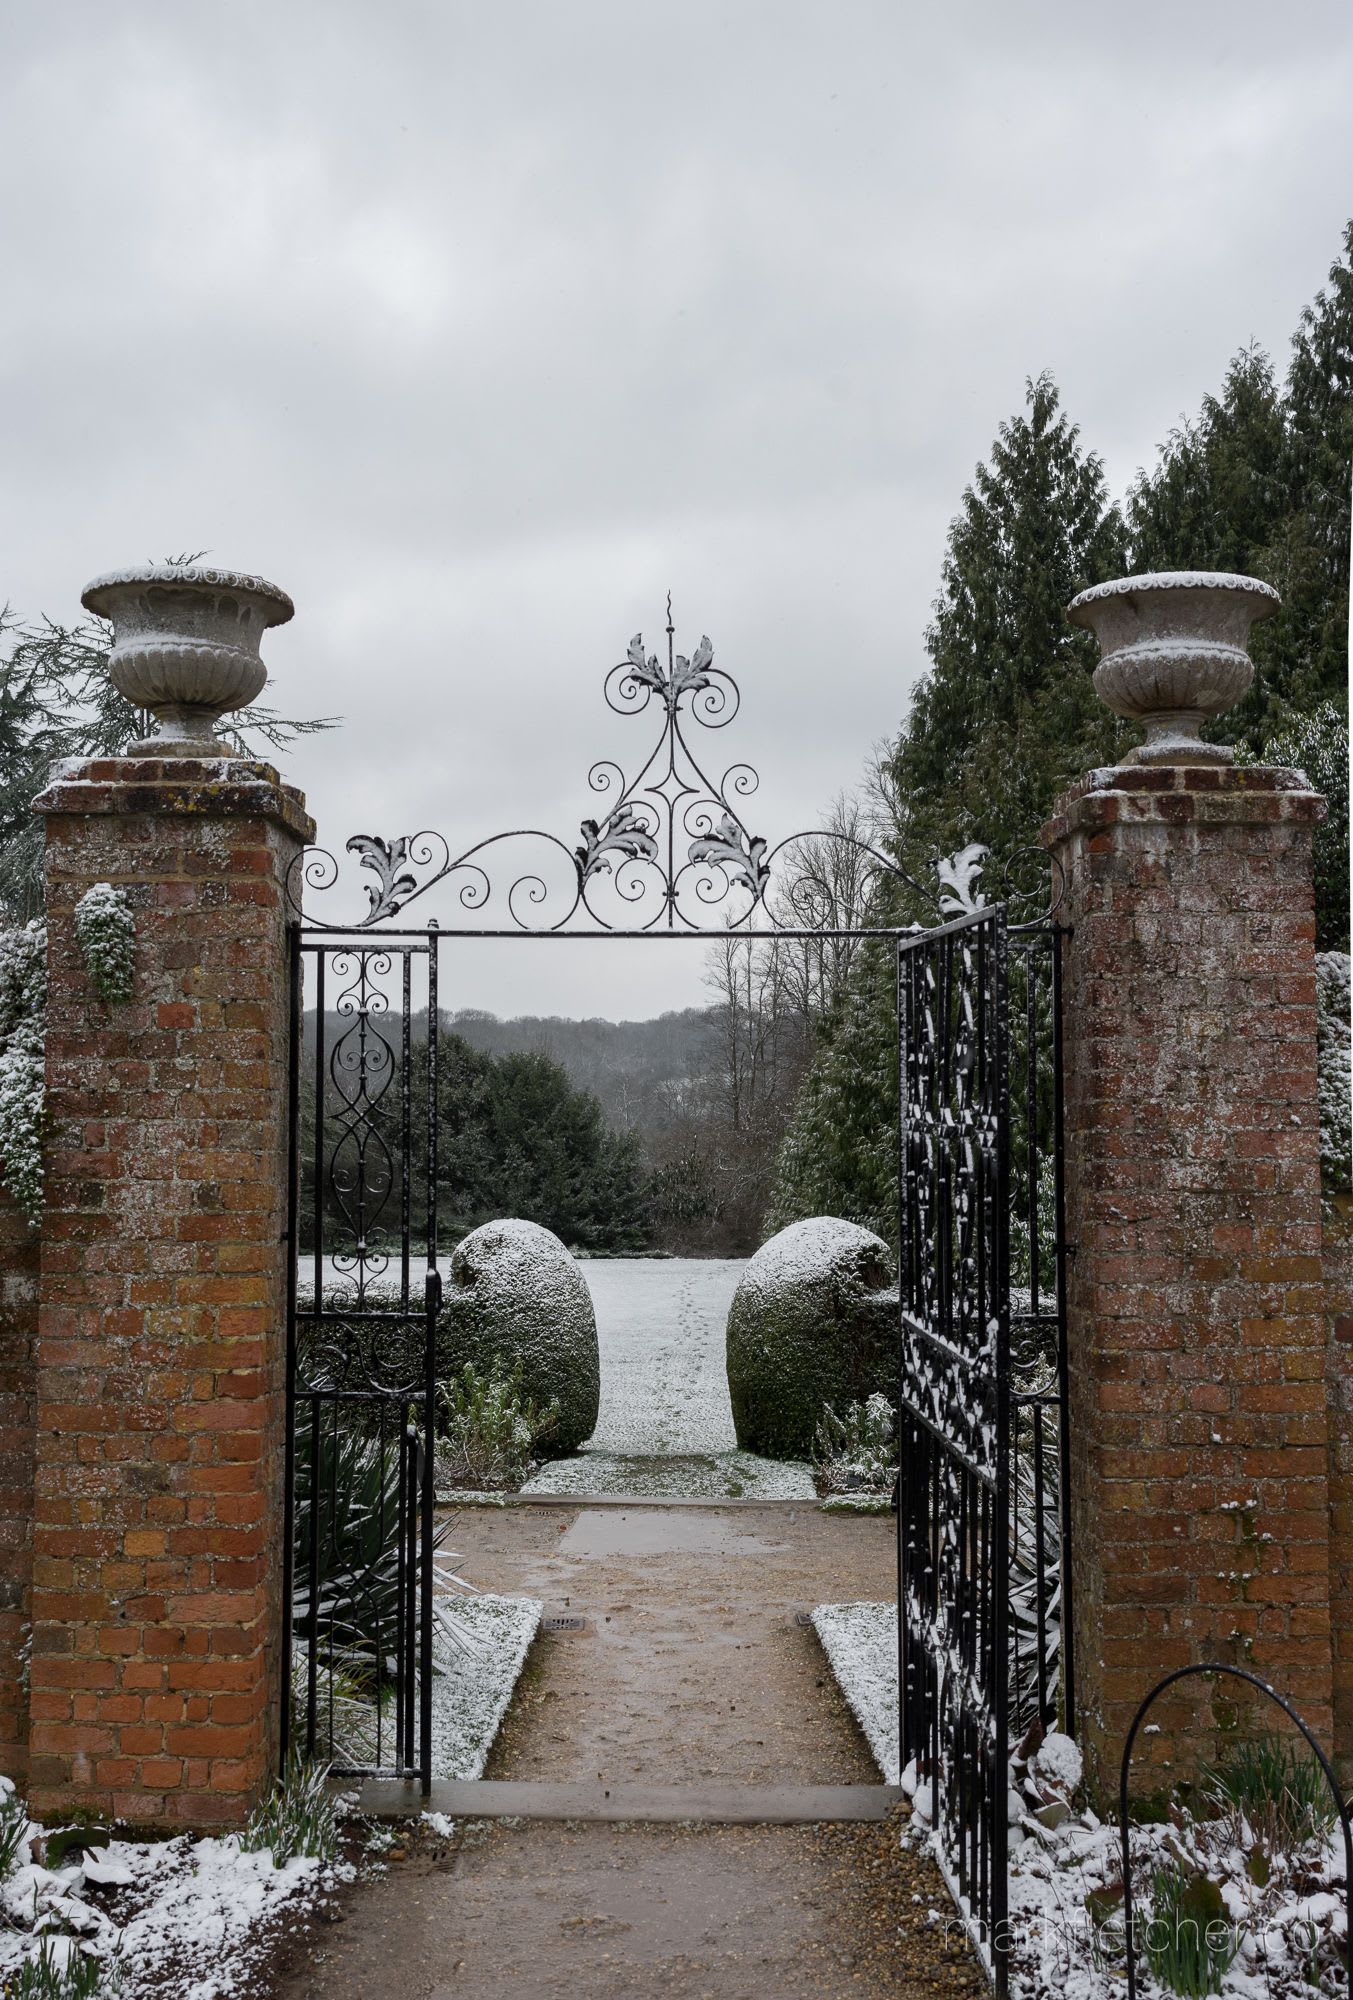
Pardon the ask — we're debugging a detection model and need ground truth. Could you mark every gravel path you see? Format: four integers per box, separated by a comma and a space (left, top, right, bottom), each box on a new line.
471, 1502, 891, 1786
273, 1505, 980, 2000
274, 1815, 984, 1999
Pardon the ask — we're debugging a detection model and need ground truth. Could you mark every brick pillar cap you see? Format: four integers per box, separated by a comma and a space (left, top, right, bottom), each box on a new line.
32, 756, 316, 845
1040, 762, 1326, 849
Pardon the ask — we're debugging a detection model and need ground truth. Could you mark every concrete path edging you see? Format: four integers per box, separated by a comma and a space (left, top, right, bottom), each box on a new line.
353, 1778, 905, 1824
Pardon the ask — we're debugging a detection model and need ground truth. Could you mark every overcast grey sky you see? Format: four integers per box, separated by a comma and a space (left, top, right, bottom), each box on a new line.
3, 1, 1350, 1016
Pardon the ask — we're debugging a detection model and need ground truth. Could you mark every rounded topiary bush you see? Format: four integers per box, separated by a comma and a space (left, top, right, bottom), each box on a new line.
436, 1219, 600, 1453
726, 1217, 897, 1458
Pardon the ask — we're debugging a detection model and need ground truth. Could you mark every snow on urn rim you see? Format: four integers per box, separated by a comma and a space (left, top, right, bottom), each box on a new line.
1065, 569, 1280, 613
1066, 567, 1280, 767
80, 560, 294, 759
81, 562, 295, 622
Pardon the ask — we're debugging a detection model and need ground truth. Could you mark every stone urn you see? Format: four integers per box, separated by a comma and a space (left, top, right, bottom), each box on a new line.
1066, 570, 1278, 764
81, 563, 294, 757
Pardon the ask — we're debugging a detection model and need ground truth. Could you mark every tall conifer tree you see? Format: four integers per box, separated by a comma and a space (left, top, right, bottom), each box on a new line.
770, 374, 1123, 1234
889, 372, 1128, 885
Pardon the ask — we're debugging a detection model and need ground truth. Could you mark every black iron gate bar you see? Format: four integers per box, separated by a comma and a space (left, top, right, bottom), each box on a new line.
280, 928, 442, 1786
895, 908, 1068, 1995
897, 906, 1011, 1986
1008, 926, 1073, 1742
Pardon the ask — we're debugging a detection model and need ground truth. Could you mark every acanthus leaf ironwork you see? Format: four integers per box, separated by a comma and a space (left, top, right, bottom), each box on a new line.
288, 599, 1058, 937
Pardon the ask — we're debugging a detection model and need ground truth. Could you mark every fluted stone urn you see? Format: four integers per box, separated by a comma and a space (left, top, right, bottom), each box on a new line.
81, 563, 294, 757
1067, 570, 1279, 765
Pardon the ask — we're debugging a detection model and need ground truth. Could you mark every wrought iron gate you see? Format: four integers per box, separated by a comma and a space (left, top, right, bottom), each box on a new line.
281, 931, 442, 1785
897, 906, 1069, 1991
276, 604, 1070, 1908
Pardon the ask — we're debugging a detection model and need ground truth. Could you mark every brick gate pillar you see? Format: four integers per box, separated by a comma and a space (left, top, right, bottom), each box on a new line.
1043, 573, 1331, 1799
0, 1185, 40, 1783
29, 754, 313, 1827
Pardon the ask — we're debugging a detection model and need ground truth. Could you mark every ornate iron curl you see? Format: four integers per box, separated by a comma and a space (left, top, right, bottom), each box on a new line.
286, 602, 1062, 935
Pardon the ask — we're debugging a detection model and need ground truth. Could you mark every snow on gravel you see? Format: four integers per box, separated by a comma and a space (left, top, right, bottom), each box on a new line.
810, 1601, 899, 1783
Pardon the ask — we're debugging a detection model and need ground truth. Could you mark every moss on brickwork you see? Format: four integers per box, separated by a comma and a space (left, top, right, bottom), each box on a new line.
436, 1219, 599, 1453
725, 1217, 897, 1458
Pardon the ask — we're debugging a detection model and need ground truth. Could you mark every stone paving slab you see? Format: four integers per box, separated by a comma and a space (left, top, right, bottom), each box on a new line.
355, 1777, 906, 1823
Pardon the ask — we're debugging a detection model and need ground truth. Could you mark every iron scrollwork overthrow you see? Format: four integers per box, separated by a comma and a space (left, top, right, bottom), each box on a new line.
287, 600, 1060, 935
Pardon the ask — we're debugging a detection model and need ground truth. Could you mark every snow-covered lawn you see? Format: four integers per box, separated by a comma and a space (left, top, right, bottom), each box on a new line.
523, 1256, 815, 1497
810, 1600, 900, 1783
575, 1258, 745, 1453
429, 1592, 540, 1779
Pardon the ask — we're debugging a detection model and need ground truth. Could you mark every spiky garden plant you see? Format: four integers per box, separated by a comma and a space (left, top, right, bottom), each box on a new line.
242, 1749, 339, 1867
1200, 1732, 1337, 1852
291, 1414, 449, 1694
4, 1939, 119, 1998
0, 1780, 32, 1880
1142, 1861, 1238, 1998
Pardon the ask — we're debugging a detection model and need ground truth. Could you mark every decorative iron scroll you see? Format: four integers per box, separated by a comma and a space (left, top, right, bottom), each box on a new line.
288, 602, 1057, 936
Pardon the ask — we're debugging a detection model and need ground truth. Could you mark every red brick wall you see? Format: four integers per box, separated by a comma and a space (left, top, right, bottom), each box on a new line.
1043, 765, 1330, 1797
28, 759, 312, 1828
0, 1183, 39, 1784
1325, 1197, 1353, 1781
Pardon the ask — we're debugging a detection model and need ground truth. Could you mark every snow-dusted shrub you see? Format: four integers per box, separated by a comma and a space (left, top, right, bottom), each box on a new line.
435, 1357, 559, 1490
437, 1219, 599, 1452
813, 1392, 896, 1494
73, 882, 134, 1004
725, 1217, 896, 1457
1316, 951, 1350, 1197
0, 920, 46, 1225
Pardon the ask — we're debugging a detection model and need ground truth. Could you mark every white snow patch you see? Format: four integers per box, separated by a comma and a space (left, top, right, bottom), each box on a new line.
1034, 1731, 1082, 1793
810, 1601, 899, 1783
0, 1805, 345, 1999
524, 1448, 813, 1499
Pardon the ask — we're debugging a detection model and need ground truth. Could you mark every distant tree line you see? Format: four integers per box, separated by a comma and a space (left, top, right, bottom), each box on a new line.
302, 1027, 651, 1258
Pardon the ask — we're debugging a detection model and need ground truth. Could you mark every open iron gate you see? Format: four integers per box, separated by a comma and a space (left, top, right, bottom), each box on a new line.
270, 608, 1072, 1942
280, 930, 443, 1787
897, 906, 1070, 1991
